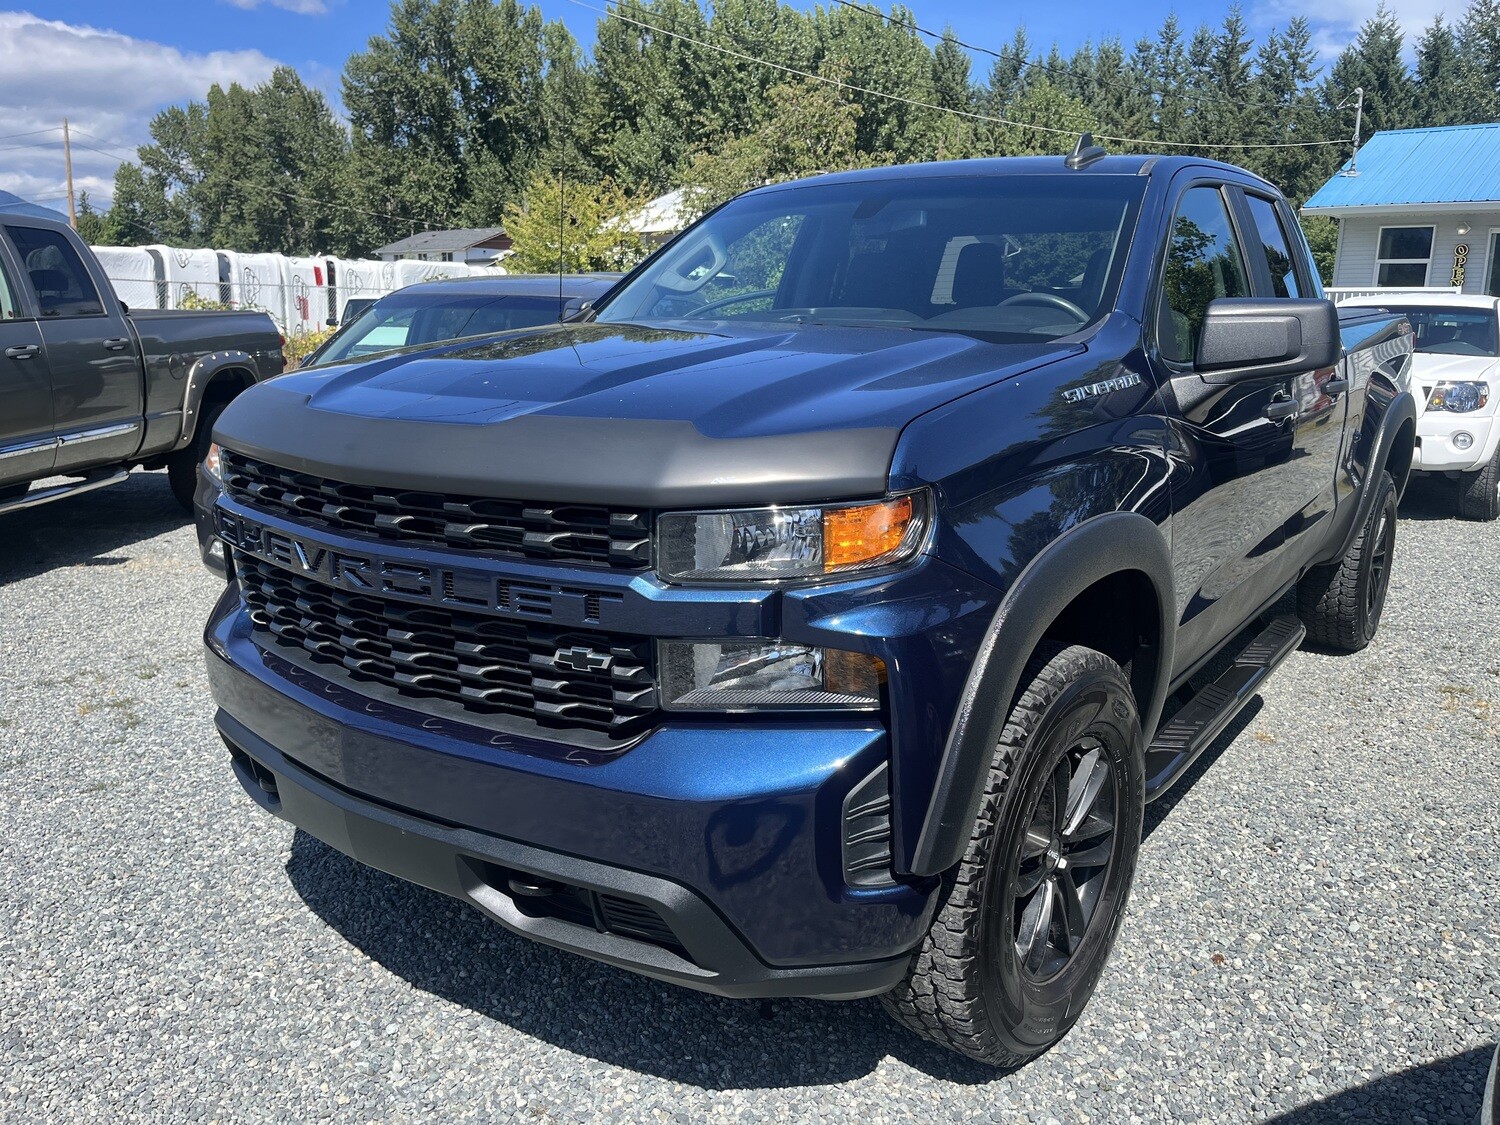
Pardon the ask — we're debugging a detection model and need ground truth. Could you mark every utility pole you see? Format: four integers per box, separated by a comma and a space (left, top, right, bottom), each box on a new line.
63, 117, 77, 227
1345, 87, 1365, 178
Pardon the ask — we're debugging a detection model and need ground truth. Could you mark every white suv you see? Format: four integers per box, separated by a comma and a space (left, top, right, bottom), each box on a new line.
1343, 293, 1500, 520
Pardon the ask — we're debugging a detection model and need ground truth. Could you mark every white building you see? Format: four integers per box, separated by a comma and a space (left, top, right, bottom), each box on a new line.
1304, 122, 1500, 302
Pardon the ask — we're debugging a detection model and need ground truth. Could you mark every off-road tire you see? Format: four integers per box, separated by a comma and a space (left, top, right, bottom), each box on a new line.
167, 399, 228, 513
881, 643, 1145, 1067
1296, 470, 1397, 652
1457, 445, 1500, 521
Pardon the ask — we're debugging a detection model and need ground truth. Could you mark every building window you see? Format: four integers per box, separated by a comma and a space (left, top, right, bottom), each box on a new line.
1375, 226, 1433, 287
441, 252, 453, 262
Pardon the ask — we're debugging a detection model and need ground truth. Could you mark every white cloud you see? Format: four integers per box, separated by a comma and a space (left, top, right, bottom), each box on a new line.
0, 11, 281, 215
1253, 0, 1457, 65
222, 0, 329, 13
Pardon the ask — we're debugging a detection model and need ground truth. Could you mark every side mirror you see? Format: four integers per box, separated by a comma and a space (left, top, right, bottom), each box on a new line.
1196, 297, 1341, 384
326, 316, 338, 327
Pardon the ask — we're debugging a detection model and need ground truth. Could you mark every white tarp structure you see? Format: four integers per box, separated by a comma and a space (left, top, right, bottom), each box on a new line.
91, 244, 507, 333
281, 256, 332, 335
152, 245, 220, 306
217, 251, 287, 319
90, 247, 158, 311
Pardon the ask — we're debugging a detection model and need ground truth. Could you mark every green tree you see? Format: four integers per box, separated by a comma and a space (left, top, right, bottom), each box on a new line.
1301, 215, 1339, 285
1415, 17, 1467, 126
681, 74, 864, 212
989, 78, 1096, 156
73, 192, 107, 245
1458, 0, 1500, 120
105, 66, 354, 253
502, 172, 647, 272
1324, 5, 1415, 137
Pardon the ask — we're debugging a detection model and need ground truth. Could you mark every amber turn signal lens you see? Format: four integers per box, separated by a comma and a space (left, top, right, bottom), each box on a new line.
823, 495, 916, 571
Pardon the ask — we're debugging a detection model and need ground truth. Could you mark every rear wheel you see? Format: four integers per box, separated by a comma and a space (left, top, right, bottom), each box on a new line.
881, 644, 1145, 1067
167, 399, 228, 513
1457, 445, 1500, 521
1297, 470, 1397, 652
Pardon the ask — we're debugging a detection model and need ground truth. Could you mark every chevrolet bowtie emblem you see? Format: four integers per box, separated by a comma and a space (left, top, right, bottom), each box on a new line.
554, 646, 611, 673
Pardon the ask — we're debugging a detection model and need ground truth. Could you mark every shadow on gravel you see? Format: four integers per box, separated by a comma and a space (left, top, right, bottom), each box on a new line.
0, 471, 189, 585
1398, 475, 1463, 522
1261, 1045, 1493, 1124
285, 829, 1003, 1088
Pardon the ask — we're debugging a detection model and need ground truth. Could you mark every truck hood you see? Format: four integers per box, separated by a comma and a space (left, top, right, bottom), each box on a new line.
216, 321, 1080, 507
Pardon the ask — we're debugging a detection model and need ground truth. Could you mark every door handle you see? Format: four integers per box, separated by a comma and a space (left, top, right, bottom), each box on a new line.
1325, 377, 1351, 396
1263, 399, 1298, 422
3, 344, 38, 360
102, 337, 131, 351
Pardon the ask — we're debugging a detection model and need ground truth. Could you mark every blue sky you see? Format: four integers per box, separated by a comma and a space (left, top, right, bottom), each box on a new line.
0, 0, 1442, 207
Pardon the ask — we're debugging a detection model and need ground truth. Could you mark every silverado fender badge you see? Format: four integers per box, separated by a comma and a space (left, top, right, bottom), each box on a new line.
1062, 372, 1144, 403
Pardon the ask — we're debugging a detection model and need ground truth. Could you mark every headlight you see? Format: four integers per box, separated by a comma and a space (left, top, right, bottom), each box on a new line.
658, 639, 884, 710
202, 442, 224, 487
655, 493, 928, 583
1429, 381, 1490, 412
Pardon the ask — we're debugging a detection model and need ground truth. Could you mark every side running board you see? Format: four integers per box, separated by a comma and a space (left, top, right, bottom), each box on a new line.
0, 468, 130, 516
1144, 615, 1305, 800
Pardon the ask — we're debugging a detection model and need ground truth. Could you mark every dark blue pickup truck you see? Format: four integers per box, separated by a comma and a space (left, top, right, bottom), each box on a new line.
200, 150, 1416, 1066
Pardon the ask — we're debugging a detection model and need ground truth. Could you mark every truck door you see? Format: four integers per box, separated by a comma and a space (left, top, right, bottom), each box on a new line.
1235, 188, 1347, 572
0, 242, 55, 486
2, 220, 143, 472
1152, 182, 1339, 671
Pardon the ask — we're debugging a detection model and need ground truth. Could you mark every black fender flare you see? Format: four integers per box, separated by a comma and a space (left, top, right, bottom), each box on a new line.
175, 351, 257, 451
1318, 388, 1417, 567
909, 511, 1176, 877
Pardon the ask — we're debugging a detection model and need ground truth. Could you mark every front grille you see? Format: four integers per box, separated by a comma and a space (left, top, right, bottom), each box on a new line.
221, 450, 650, 568
238, 556, 656, 744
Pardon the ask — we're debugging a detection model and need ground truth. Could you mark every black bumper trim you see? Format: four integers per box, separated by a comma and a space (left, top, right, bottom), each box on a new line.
217, 710, 911, 1001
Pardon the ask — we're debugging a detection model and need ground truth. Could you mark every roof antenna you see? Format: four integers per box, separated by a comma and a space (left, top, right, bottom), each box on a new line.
1065, 132, 1107, 170
557, 62, 567, 318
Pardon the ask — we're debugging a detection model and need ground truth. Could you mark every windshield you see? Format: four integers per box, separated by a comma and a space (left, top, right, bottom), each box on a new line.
596, 174, 1144, 341
310, 291, 564, 366
1386, 306, 1498, 357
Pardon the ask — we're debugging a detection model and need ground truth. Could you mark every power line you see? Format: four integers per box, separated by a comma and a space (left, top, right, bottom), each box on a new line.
0, 127, 60, 144
570, 0, 1345, 151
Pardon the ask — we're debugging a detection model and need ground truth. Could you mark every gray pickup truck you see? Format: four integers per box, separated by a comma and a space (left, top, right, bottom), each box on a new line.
0, 206, 283, 515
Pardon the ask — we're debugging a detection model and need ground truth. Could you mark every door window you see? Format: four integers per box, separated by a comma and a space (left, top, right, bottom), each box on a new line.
1244, 195, 1302, 298
0, 255, 19, 319
3, 225, 104, 317
1157, 187, 1251, 363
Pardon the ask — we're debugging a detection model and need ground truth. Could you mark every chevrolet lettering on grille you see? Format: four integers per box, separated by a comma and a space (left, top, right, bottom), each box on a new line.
217, 509, 623, 626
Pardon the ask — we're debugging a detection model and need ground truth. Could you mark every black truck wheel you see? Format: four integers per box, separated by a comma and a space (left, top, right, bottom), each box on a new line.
1457, 445, 1500, 521
167, 400, 228, 513
882, 643, 1144, 1067
1296, 470, 1397, 652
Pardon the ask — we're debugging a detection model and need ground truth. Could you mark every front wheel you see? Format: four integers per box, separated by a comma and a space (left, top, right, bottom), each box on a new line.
1296, 470, 1397, 652
167, 399, 228, 513
1457, 444, 1500, 521
882, 644, 1145, 1067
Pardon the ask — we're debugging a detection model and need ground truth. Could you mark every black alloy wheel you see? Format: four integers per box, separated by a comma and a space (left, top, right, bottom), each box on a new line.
1010, 738, 1119, 981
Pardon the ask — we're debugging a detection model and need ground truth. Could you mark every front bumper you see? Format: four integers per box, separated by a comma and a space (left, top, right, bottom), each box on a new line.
1414, 412, 1496, 472
218, 708, 911, 999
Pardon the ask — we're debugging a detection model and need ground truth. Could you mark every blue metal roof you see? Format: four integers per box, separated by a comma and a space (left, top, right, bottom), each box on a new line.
1304, 123, 1500, 210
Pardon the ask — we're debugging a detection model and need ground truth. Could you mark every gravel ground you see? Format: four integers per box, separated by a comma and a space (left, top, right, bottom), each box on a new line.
1, 468, 1495, 1122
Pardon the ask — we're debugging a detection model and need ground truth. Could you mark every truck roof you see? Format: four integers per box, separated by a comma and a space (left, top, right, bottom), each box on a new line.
749, 154, 1279, 194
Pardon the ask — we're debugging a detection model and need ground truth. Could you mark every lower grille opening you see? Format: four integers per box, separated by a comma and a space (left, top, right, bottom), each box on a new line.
476, 861, 691, 961
842, 760, 897, 888
225, 740, 281, 808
